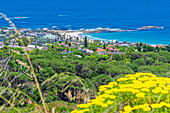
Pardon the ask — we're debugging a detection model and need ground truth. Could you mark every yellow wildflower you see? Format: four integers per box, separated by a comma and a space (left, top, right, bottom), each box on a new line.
150, 104, 162, 108
124, 106, 132, 112
161, 90, 168, 94
106, 100, 114, 105
132, 105, 140, 110
141, 88, 150, 92
104, 90, 113, 94
101, 103, 108, 107
136, 92, 145, 98
152, 89, 160, 94
143, 107, 151, 111
83, 109, 90, 112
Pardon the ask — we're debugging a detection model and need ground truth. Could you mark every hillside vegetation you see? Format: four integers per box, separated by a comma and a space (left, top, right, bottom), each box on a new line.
72, 73, 170, 113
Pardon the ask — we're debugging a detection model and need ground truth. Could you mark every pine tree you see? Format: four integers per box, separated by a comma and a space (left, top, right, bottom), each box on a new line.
84, 36, 88, 48
137, 46, 141, 51
103, 43, 106, 49
65, 39, 68, 45
76, 37, 79, 42
69, 42, 71, 47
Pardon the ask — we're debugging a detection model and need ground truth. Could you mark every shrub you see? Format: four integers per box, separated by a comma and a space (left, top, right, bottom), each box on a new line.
55, 106, 67, 113
112, 54, 125, 61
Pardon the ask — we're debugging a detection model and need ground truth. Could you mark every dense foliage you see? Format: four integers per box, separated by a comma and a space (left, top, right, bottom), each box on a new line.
0, 44, 169, 112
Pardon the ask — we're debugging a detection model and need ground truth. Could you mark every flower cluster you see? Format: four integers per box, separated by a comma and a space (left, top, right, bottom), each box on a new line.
121, 102, 170, 113
71, 73, 170, 113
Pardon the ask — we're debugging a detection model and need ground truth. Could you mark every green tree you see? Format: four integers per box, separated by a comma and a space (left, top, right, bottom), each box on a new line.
92, 74, 112, 89
103, 43, 106, 49
137, 46, 141, 51
119, 47, 126, 52
100, 54, 110, 60
13, 47, 24, 52
158, 51, 170, 63
89, 43, 99, 51
139, 42, 143, 47
65, 39, 68, 45
145, 57, 154, 65
76, 37, 79, 42
132, 58, 146, 66
39, 43, 42, 47
127, 47, 135, 52
69, 42, 71, 47
84, 36, 88, 48
4, 41, 10, 46
126, 52, 144, 61
112, 54, 125, 61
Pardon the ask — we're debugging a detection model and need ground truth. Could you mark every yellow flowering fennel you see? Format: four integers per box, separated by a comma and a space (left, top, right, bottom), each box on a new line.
71, 73, 170, 113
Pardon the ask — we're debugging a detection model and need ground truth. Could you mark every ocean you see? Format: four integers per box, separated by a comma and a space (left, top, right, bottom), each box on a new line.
0, 0, 170, 44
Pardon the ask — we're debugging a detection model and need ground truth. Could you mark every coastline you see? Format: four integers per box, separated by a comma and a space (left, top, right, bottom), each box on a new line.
0, 26, 169, 45
82, 31, 169, 46
51, 26, 168, 45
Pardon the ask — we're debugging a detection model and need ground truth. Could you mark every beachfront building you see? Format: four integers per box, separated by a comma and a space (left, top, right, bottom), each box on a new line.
88, 39, 94, 43
119, 44, 129, 47
61, 33, 84, 41
60, 32, 94, 43
43, 34, 58, 40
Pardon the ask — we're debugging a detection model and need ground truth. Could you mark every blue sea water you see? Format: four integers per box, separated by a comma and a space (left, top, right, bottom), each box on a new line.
0, 0, 170, 44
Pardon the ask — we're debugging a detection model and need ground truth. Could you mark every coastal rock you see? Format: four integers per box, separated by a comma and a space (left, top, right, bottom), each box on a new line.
137, 26, 163, 30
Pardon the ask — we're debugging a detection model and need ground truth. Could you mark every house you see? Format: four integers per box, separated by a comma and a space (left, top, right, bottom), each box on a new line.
0, 41, 4, 46
76, 49, 93, 55
107, 44, 113, 47
0, 46, 4, 49
107, 47, 114, 52
124, 41, 127, 44
61, 50, 67, 53
27, 45, 37, 48
39, 47, 48, 50
120, 44, 129, 47
62, 51, 72, 54
113, 49, 119, 52
83, 49, 93, 54
115, 41, 119, 44
97, 48, 106, 52
10, 39, 16, 43
78, 47, 82, 50
43, 34, 57, 39
9, 45, 21, 48
22, 47, 33, 51
0, 34, 6, 37
127, 42, 132, 45
88, 39, 94, 43
75, 55, 82, 58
